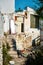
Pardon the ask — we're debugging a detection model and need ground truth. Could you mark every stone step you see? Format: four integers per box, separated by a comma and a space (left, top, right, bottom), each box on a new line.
8, 51, 17, 55
9, 47, 14, 50
8, 51, 18, 58
10, 54, 18, 58
7, 35, 13, 39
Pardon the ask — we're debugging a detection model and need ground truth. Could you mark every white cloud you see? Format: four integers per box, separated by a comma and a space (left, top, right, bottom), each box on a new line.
0, 0, 15, 13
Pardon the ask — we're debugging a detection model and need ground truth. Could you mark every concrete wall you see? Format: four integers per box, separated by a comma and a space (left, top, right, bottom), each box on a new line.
4, 15, 9, 33
15, 22, 22, 33
24, 12, 30, 33
24, 7, 37, 32
0, 0, 14, 13
39, 19, 43, 40
15, 16, 24, 33
24, 7, 40, 40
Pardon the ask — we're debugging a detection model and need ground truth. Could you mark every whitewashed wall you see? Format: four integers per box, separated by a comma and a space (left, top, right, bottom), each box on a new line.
0, 0, 14, 13
4, 15, 9, 33
24, 7, 40, 39
10, 19, 16, 34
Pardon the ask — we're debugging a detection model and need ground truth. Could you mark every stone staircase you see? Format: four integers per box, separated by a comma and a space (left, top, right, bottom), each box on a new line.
3, 34, 32, 59
3, 34, 32, 65
7, 35, 18, 58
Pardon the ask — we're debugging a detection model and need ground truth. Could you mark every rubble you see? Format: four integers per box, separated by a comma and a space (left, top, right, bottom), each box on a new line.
14, 33, 32, 50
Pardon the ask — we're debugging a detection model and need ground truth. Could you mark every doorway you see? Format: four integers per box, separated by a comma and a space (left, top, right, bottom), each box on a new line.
21, 23, 24, 32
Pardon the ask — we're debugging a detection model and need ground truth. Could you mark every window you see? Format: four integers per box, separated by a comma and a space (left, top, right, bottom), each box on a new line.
30, 14, 39, 28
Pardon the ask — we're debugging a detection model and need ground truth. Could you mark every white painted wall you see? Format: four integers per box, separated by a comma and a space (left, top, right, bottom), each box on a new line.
24, 7, 40, 40
15, 7, 40, 40
0, 0, 14, 13
10, 19, 16, 34
24, 7, 37, 32
4, 15, 9, 33
28, 28, 40, 40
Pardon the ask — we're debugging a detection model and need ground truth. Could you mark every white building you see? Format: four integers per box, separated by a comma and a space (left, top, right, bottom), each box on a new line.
2, 7, 40, 45
0, 0, 15, 34
3, 14, 16, 34
14, 7, 40, 40
3, 14, 9, 33
0, 0, 14, 13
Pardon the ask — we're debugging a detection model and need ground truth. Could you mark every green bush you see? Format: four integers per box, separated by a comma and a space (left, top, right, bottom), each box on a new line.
25, 47, 43, 65
3, 44, 12, 65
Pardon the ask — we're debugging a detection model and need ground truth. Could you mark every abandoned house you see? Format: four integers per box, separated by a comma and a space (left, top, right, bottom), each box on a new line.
14, 7, 40, 40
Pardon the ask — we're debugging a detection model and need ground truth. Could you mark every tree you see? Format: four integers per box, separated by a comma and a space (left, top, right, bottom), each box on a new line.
39, 0, 43, 3
36, 6, 43, 19
38, 0, 43, 7
25, 48, 43, 65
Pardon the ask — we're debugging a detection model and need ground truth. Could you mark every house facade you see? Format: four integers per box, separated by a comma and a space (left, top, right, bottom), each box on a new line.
14, 7, 40, 40
2, 7, 40, 41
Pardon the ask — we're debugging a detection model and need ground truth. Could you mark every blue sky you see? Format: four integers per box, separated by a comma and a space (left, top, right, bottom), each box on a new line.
15, 0, 41, 11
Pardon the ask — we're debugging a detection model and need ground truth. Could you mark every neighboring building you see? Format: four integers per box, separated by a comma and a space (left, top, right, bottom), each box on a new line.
0, 0, 15, 34
3, 14, 9, 34
0, 0, 14, 13
37, 7, 43, 30
3, 13, 16, 34
38, 7, 43, 45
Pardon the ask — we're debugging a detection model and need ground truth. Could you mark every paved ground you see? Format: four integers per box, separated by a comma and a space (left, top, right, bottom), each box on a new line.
8, 47, 33, 65
3, 35, 32, 65
8, 50, 29, 65
13, 57, 26, 65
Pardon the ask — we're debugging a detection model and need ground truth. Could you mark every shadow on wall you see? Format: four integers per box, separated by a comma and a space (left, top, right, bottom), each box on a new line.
12, 39, 16, 51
